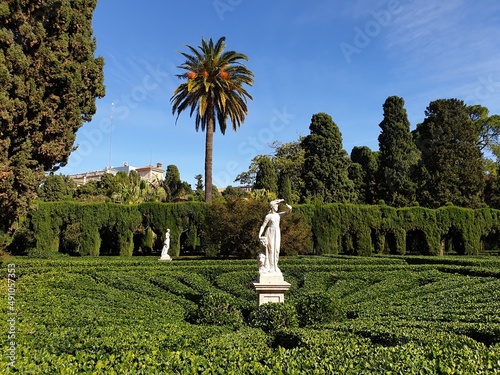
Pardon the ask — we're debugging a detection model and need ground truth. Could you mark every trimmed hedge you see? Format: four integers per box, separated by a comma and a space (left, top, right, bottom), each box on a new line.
11, 201, 500, 257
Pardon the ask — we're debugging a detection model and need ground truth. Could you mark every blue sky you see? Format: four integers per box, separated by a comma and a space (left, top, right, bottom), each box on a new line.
59, 0, 500, 188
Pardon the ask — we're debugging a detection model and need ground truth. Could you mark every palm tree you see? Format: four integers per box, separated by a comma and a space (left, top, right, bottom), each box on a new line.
171, 37, 254, 202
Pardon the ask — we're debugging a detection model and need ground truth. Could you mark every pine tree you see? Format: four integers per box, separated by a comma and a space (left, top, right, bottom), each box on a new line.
301, 113, 356, 203
376, 96, 419, 207
0, 0, 105, 232
415, 99, 485, 208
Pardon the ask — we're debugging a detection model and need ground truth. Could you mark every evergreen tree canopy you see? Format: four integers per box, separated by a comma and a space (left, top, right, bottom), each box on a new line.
254, 155, 278, 193
164, 165, 188, 201
271, 140, 304, 203
415, 99, 484, 208
0, 0, 105, 232
377, 96, 419, 207
37, 174, 75, 202
301, 113, 356, 203
350, 146, 378, 204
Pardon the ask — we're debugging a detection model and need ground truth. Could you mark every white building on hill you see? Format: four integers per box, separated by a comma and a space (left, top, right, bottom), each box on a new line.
69, 162, 165, 186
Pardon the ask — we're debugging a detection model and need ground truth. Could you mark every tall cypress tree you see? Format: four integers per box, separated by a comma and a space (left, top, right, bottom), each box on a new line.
301, 113, 356, 203
350, 146, 378, 204
254, 155, 278, 194
0, 0, 105, 232
278, 173, 292, 203
415, 99, 484, 208
376, 96, 419, 207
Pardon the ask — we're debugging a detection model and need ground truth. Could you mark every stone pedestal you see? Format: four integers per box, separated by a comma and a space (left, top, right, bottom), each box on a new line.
158, 256, 171, 262
252, 273, 291, 306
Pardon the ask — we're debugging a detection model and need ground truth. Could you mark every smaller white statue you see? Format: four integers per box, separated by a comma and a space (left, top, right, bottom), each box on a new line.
258, 199, 292, 274
159, 229, 171, 261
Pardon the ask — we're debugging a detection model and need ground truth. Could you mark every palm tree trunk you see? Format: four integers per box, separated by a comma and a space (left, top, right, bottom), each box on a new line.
205, 116, 214, 202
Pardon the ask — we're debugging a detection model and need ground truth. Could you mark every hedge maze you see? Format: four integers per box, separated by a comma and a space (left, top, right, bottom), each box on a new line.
1, 256, 499, 373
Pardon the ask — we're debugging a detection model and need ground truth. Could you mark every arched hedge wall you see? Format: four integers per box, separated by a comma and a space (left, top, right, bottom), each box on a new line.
15, 202, 500, 257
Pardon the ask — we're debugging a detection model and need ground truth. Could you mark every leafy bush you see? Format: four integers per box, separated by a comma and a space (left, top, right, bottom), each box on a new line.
202, 198, 265, 258
280, 210, 314, 255
195, 291, 244, 328
249, 302, 298, 333
295, 291, 342, 327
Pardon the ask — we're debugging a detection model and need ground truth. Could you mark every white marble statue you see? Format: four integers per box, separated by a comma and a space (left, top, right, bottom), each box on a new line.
258, 199, 292, 274
159, 229, 171, 261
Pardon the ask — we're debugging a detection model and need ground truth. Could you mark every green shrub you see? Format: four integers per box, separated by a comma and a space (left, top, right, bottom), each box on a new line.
142, 227, 155, 253
295, 291, 342, 327
249, 302, 298, 333
271, 328, 305, 349
202, 198, 265, 258
195, 291, 244, 328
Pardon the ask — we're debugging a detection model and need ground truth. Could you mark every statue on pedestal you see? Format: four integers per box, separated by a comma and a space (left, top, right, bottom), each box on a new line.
258, 199, 292, 274
159, 229, 171, 261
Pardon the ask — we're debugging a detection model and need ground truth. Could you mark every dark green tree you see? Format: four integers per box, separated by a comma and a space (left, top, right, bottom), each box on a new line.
348, 162, 364, 204
349, 146, 378, 204
194, 174, 204, 191
74, 180, 104, 202
271, 140, 305, 204
415, 99, 485, 208
221, 185, 249, 200
236, 140, 305, 203
376, 96, 419, 207
278, 173, 293, 204
171, 37, 253, 202
164, 165, 185, 201
96, 171, 130, 203
193, 174, 204, 201
38, 174, 76, 202
0, 0, 105, 233
301, 113, 356, 203
98, 173, 120, 199
254, 155, 278, 193
484, 170, 500, 209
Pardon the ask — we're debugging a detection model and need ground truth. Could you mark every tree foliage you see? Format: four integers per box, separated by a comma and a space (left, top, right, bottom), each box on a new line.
376, 96, 419, 207
469, 104, 500, 158
415, 99, 484, 208
37, 174, 76, 202
301, 113, 356, 203
0, 0, 105, 232
164, 164, 184, 201
254, 155, 278, 193
271, 140, 305, 204
349, 146, 378, 204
